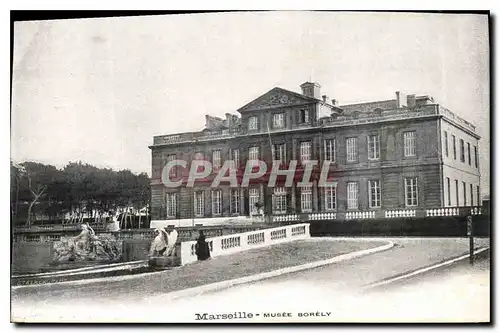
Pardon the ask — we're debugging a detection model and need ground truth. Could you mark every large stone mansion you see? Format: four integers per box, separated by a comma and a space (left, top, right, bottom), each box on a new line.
149, 82, 481, 222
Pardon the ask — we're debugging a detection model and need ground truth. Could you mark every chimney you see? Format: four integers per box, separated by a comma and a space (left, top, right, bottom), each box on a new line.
406, 94, 416, 107
322, 95, 328, 103
205, 115, 212, 129
300, 82, 321, 99
225, 113, 232, 126
395, 91, 408, 108
331, 99, 338, 106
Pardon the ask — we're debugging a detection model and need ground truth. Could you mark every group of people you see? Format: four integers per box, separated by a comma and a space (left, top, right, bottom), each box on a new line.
149, 227, 211, 262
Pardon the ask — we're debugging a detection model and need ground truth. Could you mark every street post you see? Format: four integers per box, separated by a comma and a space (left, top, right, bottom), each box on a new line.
467, 215, 473, 265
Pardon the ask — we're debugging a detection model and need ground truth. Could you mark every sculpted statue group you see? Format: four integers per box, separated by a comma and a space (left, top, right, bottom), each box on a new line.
149, 227, 178, 258
53, 223, 122, 263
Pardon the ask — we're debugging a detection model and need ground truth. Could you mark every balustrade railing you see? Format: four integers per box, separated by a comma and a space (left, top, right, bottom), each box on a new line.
308, 212, 336, 220
247, 232, 265, 245
221, 236, 241, 250
426, 208, 459, 217
270, 228, 287, 240
291, 225, 307, 236
180, 223, 310, 265
470, 207, 482, 215
385, 210, 416, 218
345, 211, 376, 220
272, 214, 299, 222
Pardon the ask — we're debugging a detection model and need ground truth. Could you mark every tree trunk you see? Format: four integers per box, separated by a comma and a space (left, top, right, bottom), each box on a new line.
26, 200, 35, 228
121, 209, 126, 229
26, 192, 44, 228
138, 209, 142, 229
124, 209, 129, 229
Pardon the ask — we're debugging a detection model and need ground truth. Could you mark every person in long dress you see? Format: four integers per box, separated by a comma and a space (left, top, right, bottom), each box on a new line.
195, 230, 211, 261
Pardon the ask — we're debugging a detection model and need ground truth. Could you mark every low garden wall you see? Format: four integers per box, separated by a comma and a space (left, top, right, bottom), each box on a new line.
180, 223, 310, 265
11, 225, 266, 274
308, 215, 490, 237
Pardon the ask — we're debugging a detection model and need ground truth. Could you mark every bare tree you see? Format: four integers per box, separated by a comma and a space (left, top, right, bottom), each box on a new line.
25, 171, 47, 228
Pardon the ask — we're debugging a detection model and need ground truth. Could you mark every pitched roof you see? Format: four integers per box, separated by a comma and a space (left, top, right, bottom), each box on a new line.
237, 87, 319, 113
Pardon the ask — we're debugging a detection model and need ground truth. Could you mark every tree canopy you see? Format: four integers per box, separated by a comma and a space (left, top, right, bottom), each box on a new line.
11, 160, 150, 226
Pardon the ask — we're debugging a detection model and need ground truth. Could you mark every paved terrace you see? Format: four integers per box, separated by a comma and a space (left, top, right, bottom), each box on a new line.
12, 237, 490, 323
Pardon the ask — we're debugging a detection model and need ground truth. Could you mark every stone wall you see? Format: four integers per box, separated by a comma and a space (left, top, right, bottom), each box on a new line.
12, 243, 53, 274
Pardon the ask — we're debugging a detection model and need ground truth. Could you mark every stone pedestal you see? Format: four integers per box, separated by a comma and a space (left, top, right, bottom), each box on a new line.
148, 256, 179, 268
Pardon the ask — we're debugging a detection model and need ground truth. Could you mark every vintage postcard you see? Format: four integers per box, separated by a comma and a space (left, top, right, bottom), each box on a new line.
10, 11, 491, 324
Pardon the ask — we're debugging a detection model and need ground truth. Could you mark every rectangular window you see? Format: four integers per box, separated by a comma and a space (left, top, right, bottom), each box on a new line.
403, 131, 416, 157
212, 190, 222, 215
444, 131, 449, 157
368, 135, 380, 160
455, 180, 459, 207
229, 148, 240, 169
249, 146, 260, 167
470, 184, 474, 206
194, 191, 205, 217
347, 182, 359, 210
300, 186, 313, 213
446, 177, 451, 206
460, 139, 465, 162
324, 186, 337, 211
299, 109, 310, 123
194, 152, 205, 173
467, 143, 471, 165
166, 193, 177, 218
300, 141, 312, 163
462, 182, 467, 206
346, 137, 357, 162
273, 187, 287, 214
474, 146, 478, 168
249, 188, 260, 214
272, 143, 286, 163
452, 135, 457, 160
231, 189, 240, 214
248, 116, 258, 131
167, 154, 177, 177
324, 139, 336, 162
212, 150, 222, 171
273, 113, 285, 129
404, 177, 418, 207
368, 180, 381, 208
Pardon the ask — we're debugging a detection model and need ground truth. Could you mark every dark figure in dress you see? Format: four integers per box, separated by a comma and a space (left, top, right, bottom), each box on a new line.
195, 230, 211, 261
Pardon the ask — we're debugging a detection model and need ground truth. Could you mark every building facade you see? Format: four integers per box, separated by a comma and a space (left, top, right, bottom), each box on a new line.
149, 82, 481, 221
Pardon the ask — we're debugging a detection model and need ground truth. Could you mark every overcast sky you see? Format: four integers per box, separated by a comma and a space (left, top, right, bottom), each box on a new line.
11, 12, 489, 194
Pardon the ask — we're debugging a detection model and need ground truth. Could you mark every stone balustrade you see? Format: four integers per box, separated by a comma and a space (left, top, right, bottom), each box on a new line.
272, 214, 299, 222
439, 106, 477, 133
14, 223, 106, 233
470, 207, 482, 215
425, 208, 459, 217
345, 211, 376, 220
385, 210, 417, 218
180, 223, 310, 265
152, 104, 478, 148
308, 212, 336, 220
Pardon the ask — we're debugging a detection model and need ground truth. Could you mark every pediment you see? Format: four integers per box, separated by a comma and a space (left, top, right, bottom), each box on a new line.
237, 88, 317, 113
